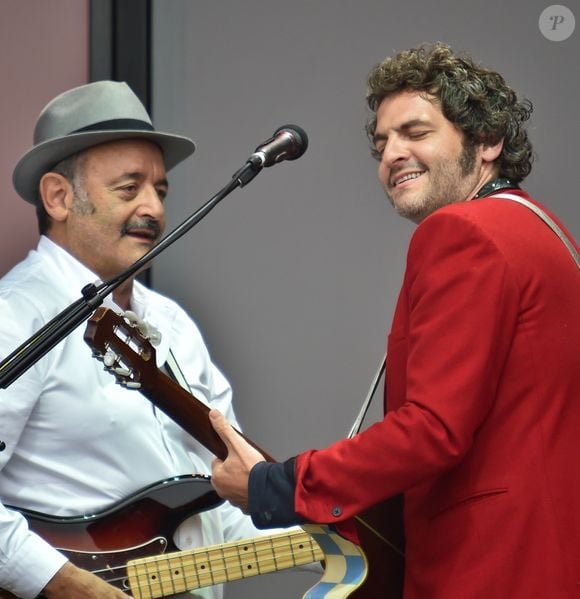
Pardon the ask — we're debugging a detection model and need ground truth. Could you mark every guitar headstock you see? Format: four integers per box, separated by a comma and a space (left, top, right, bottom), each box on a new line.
84, 308, 275, 463
84, 307, 161, 390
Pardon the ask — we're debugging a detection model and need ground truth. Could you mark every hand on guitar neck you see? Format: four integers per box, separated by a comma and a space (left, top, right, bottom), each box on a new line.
209, 409, 266, 512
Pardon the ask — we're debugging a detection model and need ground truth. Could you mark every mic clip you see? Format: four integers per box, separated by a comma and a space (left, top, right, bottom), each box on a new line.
231, 155, 263, 187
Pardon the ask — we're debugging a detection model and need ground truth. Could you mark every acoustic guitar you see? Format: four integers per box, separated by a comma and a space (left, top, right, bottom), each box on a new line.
84, 307, 404, 598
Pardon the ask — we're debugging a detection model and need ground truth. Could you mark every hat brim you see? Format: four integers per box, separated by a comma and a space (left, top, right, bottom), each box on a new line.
13, 129, 196, 204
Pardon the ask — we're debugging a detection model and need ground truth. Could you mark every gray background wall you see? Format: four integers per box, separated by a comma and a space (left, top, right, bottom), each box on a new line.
150, 1, 578, 597
0, 1, 577, 597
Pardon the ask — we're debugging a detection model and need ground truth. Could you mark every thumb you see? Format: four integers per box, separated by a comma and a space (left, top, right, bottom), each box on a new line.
209, 409, 238, 448
209, 409, 267, 465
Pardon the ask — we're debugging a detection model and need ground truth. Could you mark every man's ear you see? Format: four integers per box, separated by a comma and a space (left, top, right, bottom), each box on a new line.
38, 172, 73, 222
481, 139, 504, 164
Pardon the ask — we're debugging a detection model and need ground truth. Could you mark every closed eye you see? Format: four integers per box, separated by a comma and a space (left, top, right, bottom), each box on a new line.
407, 130, 430, 140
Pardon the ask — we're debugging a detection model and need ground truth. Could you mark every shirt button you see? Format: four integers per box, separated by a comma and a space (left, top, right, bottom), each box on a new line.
0, 441, 5, 451
331, 506, 342, 517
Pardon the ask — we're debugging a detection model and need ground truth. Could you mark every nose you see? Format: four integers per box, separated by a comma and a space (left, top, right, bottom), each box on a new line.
135, 185, 165, 222
380, 135, 410, 170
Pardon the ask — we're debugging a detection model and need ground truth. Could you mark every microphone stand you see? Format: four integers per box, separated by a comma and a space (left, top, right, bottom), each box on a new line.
0, 157, 263, 389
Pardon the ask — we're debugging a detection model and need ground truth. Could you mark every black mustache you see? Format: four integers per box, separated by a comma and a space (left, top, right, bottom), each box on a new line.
121, 219, 162, 239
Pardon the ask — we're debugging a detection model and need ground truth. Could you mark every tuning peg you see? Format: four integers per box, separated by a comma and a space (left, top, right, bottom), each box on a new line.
103, 350, 117, 368
137, 320, 150, 338
123, 381, 142, 390
137, 320, 162, 345
122, 310, 163, 347
148, 329, 162, 347
112, 365, 132, 378
123, 310, 140, 326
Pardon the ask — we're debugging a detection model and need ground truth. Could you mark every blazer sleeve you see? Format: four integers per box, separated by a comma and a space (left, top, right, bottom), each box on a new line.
293, 209, 521, 524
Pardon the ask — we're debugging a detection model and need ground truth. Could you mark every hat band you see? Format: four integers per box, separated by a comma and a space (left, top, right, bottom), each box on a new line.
71, 118, 155, 134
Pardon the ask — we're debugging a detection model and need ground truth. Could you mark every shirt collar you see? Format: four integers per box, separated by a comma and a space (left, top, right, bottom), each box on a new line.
474, 177, 520, 199
36, 236, 121, 311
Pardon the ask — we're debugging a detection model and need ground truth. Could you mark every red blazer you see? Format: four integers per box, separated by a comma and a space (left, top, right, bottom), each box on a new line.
294, 190, 580, 598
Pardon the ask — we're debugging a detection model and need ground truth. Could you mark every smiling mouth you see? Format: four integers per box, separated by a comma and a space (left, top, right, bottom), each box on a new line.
392, 171, 426, 187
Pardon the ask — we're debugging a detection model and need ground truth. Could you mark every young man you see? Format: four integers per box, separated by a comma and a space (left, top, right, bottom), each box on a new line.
0, 81, 266, 599
210, 43, 580, 597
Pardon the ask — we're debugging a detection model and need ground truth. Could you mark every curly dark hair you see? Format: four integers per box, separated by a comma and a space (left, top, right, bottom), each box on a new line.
366, 43, 534, 182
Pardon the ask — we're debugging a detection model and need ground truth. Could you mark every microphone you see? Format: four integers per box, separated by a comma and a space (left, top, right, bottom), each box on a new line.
249, 125, 308, 168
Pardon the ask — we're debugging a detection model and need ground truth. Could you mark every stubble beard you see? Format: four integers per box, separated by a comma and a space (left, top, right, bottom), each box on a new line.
387, 141, 478, 223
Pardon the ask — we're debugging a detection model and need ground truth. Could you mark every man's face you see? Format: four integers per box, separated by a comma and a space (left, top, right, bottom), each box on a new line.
373, 90, 488, 223
62, 139, 168, 281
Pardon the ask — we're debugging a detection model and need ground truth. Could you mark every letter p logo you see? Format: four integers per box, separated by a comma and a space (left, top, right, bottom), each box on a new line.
539, 5, 576, 41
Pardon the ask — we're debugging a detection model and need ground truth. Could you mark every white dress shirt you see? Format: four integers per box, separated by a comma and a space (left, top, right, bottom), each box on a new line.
0, 236, 263, 598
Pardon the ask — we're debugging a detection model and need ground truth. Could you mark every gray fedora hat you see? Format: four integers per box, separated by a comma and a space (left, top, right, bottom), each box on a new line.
13, 80, 196, 204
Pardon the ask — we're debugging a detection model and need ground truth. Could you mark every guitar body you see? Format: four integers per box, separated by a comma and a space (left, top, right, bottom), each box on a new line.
0, 476, 220, 598
351, 495, 405, 598
301, 524, 368, 599
0, 475, 332, 599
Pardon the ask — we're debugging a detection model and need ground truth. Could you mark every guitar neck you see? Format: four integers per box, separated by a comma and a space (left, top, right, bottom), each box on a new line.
127, 529, 323, 599
84, 306, 274, 462
144, 366, 274, 462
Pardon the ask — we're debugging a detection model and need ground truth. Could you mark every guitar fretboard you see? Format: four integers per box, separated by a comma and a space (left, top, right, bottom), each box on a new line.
126, 528, 323, 598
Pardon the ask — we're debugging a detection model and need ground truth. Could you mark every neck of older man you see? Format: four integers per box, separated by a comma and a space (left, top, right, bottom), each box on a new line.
112, 281, 134, 311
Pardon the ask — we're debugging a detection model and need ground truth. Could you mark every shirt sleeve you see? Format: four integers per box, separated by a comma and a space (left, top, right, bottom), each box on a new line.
0, 298, 69, 597
0, 509, 67, 598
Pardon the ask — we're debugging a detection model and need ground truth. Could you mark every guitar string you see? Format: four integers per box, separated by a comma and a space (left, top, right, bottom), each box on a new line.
348, 355, 405, 557
354, 514, 405, 556
87, 537, 322, 591
92, 545, 320, 592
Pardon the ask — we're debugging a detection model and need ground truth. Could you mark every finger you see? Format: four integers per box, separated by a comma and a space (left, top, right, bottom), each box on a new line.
210, 409, 268, 466
209, 409, 238, 448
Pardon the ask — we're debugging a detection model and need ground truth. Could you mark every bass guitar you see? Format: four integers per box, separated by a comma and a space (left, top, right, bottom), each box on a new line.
0, 475, 324, 598
84, 307, 372, 598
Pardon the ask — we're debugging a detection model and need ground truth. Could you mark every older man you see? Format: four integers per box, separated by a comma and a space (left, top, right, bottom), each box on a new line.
0, 81, 266, 599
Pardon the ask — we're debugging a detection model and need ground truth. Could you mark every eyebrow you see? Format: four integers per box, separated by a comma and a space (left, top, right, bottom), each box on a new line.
372, 118, 432, 145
